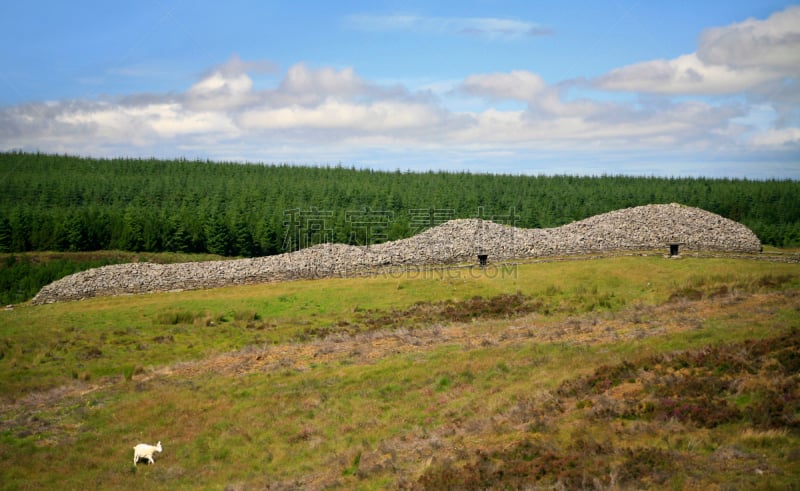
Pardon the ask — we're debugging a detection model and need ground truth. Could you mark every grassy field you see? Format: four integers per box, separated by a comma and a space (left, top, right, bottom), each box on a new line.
1, 256, 798, 489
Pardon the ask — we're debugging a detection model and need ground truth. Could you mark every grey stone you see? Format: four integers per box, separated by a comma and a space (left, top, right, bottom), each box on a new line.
31, 204, 762, 304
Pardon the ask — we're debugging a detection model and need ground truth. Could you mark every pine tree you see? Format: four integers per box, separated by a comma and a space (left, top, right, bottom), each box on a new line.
233, 213, 255, 257
0, 216, 11, 253
66, 212, 88, 252
165, 217, 190, 253
122, 207, 146, 252
204, 216, 231, 256
9, 209, 31, 252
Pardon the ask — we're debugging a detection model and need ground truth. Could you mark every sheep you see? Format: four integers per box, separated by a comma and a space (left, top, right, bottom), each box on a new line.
133, 441, 162, 465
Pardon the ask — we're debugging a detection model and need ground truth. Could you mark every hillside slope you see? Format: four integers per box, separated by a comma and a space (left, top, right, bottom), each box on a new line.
2, 258, 798, 490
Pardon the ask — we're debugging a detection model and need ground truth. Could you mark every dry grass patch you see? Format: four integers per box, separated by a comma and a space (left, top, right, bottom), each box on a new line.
1, 257, 799, 489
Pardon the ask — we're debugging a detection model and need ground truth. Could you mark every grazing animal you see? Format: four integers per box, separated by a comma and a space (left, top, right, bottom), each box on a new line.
133, 441, 162, 465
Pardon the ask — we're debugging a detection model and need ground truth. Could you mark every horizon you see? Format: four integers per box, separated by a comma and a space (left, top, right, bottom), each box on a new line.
4, 149, 799, 182
1, 1, 799, 179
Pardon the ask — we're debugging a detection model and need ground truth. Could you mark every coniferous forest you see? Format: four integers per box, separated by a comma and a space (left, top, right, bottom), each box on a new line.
1, 151, 799, 258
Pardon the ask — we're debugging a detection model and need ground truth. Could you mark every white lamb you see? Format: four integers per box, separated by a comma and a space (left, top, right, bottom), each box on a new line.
133, 441, 162, 465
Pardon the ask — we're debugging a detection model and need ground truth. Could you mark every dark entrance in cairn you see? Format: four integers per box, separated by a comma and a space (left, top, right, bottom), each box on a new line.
477, 254, 488, 267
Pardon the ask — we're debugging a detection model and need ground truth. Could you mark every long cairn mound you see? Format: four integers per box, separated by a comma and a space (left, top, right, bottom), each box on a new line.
32, 204, 761, 304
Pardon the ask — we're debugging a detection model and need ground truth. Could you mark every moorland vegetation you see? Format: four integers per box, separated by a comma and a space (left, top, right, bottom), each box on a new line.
0, 257, 798, 489
1, 152, 798, 488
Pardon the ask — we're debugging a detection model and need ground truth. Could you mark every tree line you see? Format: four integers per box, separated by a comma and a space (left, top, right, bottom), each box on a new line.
1, 151, 799, 257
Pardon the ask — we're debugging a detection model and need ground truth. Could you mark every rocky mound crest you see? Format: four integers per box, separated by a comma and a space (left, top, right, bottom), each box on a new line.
31, 204, 761, 304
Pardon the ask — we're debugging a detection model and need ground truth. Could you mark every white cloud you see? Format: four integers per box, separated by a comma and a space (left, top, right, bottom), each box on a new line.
185, 54, 277, 111
698, 5, 800, 70
186, 72, 257, 111
446, 97, 740, 152
452, 17, 553, 38
238, 98, 444, 133
461, 70, 547, 102
587, 5, 800, 156
749, 127, 800, 147
458, 70, 606, 119
1, 97, 239, 151
1, 32, 797, 178
594, 5, 800, 95
345, 13, 552, 39
275, 63, 369, 106
594, 53, 780, 94
210, 54, 277, 77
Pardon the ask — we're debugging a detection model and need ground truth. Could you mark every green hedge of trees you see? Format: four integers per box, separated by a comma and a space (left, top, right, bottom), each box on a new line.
0, 255, 123, 305
0, 251, 226, 305
2, 151, 799, 257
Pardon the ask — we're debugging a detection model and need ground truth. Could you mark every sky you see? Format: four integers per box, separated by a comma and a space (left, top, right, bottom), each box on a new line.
1, 1, 799, 178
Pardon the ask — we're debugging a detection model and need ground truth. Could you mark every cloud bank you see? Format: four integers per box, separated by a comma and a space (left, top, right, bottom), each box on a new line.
594, 6, 800, 95
1, 8, 798, 177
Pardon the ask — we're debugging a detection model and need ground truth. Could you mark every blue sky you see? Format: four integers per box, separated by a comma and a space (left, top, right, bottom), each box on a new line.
1, 1, 798, 178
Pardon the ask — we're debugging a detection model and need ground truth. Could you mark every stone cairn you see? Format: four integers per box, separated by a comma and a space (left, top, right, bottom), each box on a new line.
31, 204, 762, 304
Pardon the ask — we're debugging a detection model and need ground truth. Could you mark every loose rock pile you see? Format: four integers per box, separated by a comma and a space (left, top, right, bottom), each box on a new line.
31, 204, 762, 304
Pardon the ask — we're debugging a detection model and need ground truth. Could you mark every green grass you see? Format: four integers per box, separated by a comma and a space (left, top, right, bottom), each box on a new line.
0, 256, 798, 489
1, 257, 796, 394
0, 256, 775, 394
